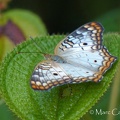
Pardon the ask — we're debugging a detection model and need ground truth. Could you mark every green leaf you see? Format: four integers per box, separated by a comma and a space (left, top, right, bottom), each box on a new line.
96, 8, 120, 33
0, 33, 119, 120
0, 99, 20, 120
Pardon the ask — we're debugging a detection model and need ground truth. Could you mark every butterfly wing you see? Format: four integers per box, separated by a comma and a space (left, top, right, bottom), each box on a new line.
55, 22, 103, 55
54, 22, 116, 79
31, 61, 72, 90
31, 50, 115, 90
31, 22, 116, 90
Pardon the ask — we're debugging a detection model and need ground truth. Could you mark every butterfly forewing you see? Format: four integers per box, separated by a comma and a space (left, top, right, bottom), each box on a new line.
55, 22, 104, 55
31, 22, 116, 90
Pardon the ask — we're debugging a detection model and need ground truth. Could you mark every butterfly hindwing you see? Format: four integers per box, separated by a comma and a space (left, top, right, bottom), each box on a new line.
31, 61, 72, 90
30, 60, 101, 90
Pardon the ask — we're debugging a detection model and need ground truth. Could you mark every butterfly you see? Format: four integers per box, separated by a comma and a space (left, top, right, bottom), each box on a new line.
30, 22, 116, 90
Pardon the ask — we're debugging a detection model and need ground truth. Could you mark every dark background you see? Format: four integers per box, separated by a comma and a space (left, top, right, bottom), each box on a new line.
10, 0, 120, 34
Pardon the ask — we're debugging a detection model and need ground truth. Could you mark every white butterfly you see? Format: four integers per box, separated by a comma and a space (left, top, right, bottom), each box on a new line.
31, 22, 116, 90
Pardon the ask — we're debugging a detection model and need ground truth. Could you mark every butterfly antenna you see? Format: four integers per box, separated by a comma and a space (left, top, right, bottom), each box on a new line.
30, 36, 43, 52
17, 36, 48, 55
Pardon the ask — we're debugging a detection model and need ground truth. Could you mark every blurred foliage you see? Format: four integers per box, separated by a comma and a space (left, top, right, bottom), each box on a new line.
0, 99, 19, 120
96, 9, 120, 33
0, 9, 47, 61
3, 9, 47, 38
0, 0, 11, 10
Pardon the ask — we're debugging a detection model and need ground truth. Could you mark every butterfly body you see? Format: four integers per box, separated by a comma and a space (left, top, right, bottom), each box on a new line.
31, 22, 116, 90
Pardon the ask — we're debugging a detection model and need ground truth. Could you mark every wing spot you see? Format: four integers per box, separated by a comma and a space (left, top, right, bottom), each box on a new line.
53, 72, 58, 76
83, 43, 87, 45
94, 60, 97, 62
